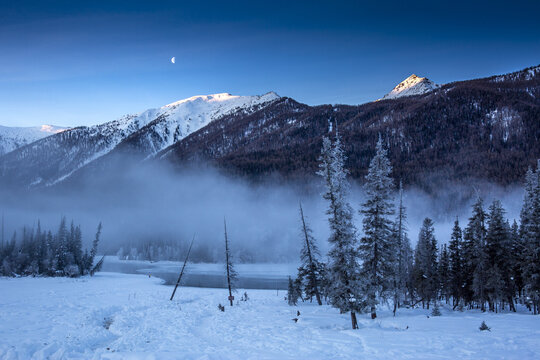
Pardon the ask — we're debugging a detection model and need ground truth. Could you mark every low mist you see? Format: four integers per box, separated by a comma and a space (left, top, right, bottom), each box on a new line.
0, 158, 525, 263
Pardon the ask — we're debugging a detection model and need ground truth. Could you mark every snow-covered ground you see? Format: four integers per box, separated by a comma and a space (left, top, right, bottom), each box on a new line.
1, 273, 539, 359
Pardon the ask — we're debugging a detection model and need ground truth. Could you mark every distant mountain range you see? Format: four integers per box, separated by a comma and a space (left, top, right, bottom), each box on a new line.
0, 93, 278, 187
0, 65, 538, 190
0, 125, 67, 156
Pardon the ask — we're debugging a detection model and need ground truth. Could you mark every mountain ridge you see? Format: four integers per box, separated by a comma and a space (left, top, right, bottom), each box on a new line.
0, 92, 281, 187
0, 124, 68, 156
0, 65, 538, 189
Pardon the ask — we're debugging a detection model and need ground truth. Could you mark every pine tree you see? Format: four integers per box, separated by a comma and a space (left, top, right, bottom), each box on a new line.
56, 217, 68, 274
359, 137, 395, 319
89, 222, 102, 270
485, 200, 514, 312
431, 302, 442, 316
287, 276, 301, 306
522, 161, 540, 314
317, 132, 362, 329
463, 197, 488, 310
448, 218, 464, 308
472, 247, 489, 311
509, 220, 525, 302
413, 218, 439, 308
391, 181, 413, 314
438, 244, 450, 304
74, 225, 83, 274
297, 203, 323, 305
45, 231, 54, 275
36, 220, 48, 274
520, 167, 537, 245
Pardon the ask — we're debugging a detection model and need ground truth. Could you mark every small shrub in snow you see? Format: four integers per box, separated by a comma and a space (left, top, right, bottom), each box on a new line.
218, 304, 225, 312
479, 321, 491, 331
64, 265, 80, 278
431, 304, 441, 316
103, 317, 113, 330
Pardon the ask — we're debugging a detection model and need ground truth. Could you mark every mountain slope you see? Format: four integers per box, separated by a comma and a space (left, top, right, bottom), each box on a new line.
0, 125, 67, 156
1, 65, 538, 190
112, 92, 280, 160
381, 74, 439, 100
0, 92, 280, 187
159, 65, 540, 188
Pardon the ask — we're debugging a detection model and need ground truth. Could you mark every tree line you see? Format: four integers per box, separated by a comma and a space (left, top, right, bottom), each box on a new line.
288, 130, 540, 328
0, 217, 102, 277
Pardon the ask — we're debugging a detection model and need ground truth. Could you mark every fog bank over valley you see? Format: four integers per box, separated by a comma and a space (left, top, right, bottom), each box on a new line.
0, 160, 524, 263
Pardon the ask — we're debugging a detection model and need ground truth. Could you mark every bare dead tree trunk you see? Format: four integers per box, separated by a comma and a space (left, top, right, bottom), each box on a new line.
299, 203, 322, 306
90, 255, 106, 276
224, 218, 234, 306
351, 311, 359, 329
170, 235, 194, 301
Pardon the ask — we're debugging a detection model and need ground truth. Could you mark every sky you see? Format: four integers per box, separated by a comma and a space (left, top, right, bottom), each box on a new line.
1, 0, 539, 127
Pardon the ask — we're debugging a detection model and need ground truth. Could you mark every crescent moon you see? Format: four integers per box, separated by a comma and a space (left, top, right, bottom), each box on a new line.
171, 57, 176, 64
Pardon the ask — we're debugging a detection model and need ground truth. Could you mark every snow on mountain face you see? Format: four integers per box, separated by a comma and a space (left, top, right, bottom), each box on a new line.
380, 74, 439, 100
0, 92, 280, 187
126, 92, 281, 158
491, 64, 540, 83
0, 125, 68, 155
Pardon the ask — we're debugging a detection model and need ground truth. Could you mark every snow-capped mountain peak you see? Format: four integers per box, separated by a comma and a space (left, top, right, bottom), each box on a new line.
130, 91, 281, 157
164, 92, 280, 108
381, 74, 439, 100
0, 92, 281, 186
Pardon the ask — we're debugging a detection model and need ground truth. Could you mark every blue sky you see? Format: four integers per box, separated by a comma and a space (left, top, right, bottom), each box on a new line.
1, 0, 539, 127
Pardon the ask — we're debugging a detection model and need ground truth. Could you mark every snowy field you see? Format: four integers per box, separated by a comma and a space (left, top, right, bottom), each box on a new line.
1, 273, 539, 360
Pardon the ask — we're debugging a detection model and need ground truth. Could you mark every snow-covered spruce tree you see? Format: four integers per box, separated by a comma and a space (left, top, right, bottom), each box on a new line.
1, 232, 17, 276
89, 222, 102, 268
359, 137, 395, 319
20, 226, 36, 274
36, 221, 49, 275
485, 200, 514, 312
463, 197, 487, 310
413, 218, 438, 309
431, 302, 442, 316
472, 247, 489, 311
224, 218, 238, 306
66, 221, 83, 276
45, 231, 54, 275
287, 276, 301, 306
317, 262, 331, 302
55, 217, 69, 274
448, 218, 464, 308
391, 181, 413, 314
438, 244, 450, 304
520, 166, 537, 246
509, 220, 525, 303
317, 132, 363, 329
297, 203, 324, 305
522, 161, 540, 314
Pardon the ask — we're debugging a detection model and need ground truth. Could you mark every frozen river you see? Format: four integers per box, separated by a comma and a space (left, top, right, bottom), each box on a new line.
101, 256, 296, 290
